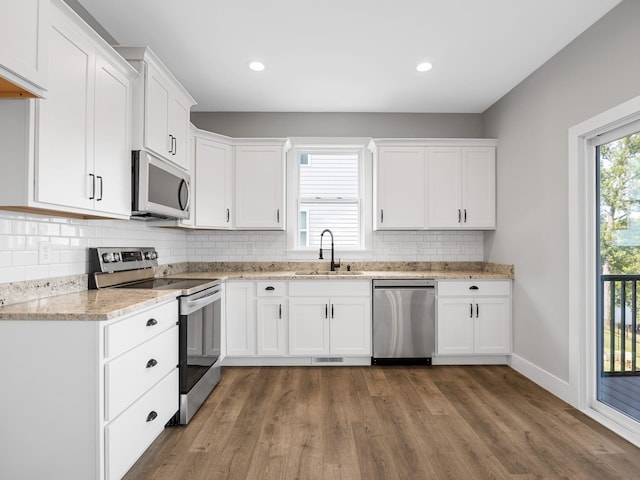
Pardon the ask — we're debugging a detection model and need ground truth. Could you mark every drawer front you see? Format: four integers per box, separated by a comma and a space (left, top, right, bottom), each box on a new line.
105, 368, 178, 480
437, 280, 511, 297
105, 301, 177, 358
256, 281, 287, 297
289, 280, 371, 297
105, 325, 178, 421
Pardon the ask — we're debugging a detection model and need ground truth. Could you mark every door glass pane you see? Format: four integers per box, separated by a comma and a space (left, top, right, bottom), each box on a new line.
597, 131, 640, 421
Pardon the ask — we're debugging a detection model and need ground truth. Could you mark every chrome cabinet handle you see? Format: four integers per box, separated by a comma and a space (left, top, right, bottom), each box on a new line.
146, 358, 158, 368
146, 318, 158, 327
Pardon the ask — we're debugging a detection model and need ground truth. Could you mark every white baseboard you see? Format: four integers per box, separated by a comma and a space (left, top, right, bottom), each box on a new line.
432, 355, 509, 365
509, 353, 575, 405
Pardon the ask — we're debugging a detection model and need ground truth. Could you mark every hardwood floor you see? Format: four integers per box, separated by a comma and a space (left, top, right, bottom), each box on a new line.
124, 366, 640, 479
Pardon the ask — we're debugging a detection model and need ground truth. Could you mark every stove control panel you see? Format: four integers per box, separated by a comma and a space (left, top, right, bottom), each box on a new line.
89, 247, 159, 274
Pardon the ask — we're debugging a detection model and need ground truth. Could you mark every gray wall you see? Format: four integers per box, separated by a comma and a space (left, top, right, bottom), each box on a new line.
482, 0, 640, 382
190, 112, 483, 138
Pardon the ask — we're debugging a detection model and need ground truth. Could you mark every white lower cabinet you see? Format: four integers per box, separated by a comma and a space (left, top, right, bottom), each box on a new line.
288, 280, 371, 357
436, 280, 511, 357
0, 300, 179, 480
225, 281, 257, 356
224, 280, 372, 363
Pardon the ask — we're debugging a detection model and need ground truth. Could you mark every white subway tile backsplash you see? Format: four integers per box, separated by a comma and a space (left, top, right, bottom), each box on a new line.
0, 211, 485, 284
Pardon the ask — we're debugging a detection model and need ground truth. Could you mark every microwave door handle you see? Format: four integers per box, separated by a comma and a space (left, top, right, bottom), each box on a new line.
178, 179, 190, 211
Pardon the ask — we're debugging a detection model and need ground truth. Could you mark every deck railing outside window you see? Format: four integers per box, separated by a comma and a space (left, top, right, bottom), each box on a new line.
601, 275, 640, 375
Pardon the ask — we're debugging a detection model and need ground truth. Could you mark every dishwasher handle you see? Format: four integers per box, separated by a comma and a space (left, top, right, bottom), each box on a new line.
373, 279, 435, 288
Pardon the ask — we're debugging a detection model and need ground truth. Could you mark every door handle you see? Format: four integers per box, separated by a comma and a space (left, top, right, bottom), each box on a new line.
470, 303, 473, 318
146, 318, 158, 327
226, 208, 230, 222
381, 209, 384, 223
458, 209, 462, 223
279, 304, 282, 319
96, 176, 103, 201
331, 304, 334, 319
172, 136, 177, 156
476, 303, 479, 318
325, 304, 328, 319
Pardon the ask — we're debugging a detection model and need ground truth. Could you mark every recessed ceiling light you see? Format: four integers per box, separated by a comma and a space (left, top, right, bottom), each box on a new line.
416, 62, 433, 72
249, 61, 265, 72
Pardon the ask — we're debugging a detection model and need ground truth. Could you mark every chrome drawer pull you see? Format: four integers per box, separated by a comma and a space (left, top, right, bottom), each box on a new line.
146, 358, 158, 368
146, 411, 158, 422
146, 318, 158, 327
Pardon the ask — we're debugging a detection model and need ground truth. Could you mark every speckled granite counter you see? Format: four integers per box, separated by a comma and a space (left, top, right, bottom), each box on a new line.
0, 261, 512, 321
0, 289, 180, 321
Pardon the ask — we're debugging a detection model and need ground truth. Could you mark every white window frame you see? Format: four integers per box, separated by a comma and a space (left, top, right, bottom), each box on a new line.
299, 207, 309, 247
286, 137, 373, 257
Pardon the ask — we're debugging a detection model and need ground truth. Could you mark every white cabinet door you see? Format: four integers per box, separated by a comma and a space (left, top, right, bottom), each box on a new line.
235, 145, 284, 229
225, 282, 256, 356
257, 299, 288, 356
462, 146, 495, 229
427, 147, 462, 228
474, 297, 511, 355
36, 14, 93, 210
0, 0, 48, 96
169, 94, 190, 169
194, 137, 233, 228
289, 297, 330, 355
93, 55, 131, 216
436, 297, 475, 355
144, 64, 171, 160
329, 297, 371, 355
376, 146, 426, 229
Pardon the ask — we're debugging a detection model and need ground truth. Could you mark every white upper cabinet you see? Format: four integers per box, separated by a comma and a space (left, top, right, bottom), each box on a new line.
428, 146, 496, 229
0, 0, 48, 97
375, 146, 426, 229
115, 47, 196, 171
193, 131, 234, 229
234, 141, 288, 230
0, 0, 136, 219
371, 139, 497, 231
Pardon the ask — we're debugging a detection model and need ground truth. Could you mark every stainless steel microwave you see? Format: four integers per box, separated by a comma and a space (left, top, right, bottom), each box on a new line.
131, 150, 190, 220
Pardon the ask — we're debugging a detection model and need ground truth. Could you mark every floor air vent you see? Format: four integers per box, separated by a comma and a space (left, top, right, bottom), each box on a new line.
314, 357, 344, 364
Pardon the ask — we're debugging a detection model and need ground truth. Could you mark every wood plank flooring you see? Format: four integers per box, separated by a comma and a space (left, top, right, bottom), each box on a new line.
124, 366, 640, 480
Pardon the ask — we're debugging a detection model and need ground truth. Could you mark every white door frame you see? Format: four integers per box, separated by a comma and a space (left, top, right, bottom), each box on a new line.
568, 93, 640, 446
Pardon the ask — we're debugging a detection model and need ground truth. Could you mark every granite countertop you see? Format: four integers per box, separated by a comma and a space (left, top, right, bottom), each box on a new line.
0, 262, 513, 321
0, 289, 180, 321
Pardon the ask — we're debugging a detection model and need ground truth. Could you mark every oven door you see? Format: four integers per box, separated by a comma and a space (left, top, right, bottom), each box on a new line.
177, 285, 222, 424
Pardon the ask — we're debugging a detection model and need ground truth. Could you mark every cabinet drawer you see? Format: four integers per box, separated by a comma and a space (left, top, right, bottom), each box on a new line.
105, 368, 178, 480
256, 281, 287, 297
289, 280, 371, 297
437, 280, 511, 297
105, 301, 177, 358
105, 325, 178, 421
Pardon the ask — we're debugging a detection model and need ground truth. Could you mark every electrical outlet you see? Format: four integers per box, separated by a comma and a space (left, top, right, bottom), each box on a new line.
39, 243, 52, 264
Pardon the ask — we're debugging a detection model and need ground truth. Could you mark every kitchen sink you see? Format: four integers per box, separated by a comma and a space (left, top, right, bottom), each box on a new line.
294, 271, 363, 276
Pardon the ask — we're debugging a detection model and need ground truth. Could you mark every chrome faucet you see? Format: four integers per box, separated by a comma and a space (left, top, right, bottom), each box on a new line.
319, 229, 340, 271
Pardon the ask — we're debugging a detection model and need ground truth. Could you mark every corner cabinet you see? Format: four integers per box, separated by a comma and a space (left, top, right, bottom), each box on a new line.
371, 139, 497, 230
115, 46, 196, 171
0, 0, 137, 219
0, 300, 179, 480
0, 0, 48, 98
234, 140, 289, 230
436, 280, 511, 358
191, 129, 234, 229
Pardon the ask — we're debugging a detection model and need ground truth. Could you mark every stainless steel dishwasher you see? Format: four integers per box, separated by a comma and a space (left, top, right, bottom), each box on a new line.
372, 279, 436, 365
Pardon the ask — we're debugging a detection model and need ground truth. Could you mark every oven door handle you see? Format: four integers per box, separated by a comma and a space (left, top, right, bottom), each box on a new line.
181, 290, 221, 315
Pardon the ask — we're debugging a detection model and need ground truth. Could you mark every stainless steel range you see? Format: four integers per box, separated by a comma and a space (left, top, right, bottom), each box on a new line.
89, 247, 221, 425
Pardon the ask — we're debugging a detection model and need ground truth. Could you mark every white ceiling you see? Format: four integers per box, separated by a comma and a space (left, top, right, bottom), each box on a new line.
76, 0, 622, 113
